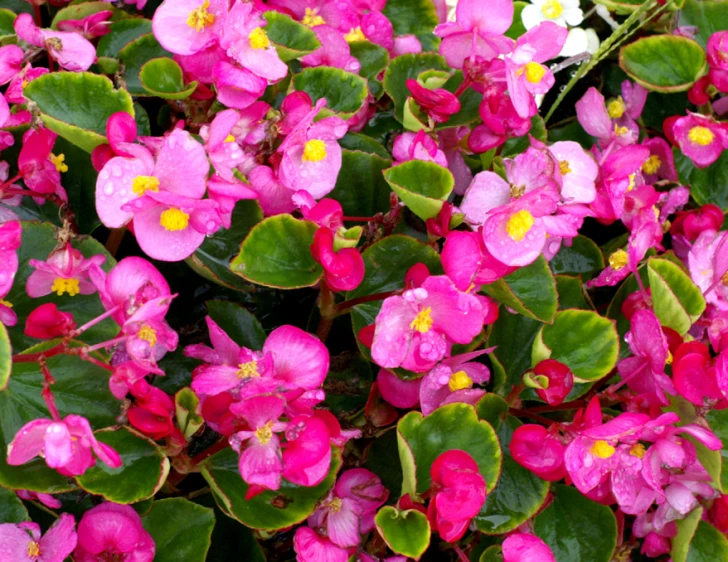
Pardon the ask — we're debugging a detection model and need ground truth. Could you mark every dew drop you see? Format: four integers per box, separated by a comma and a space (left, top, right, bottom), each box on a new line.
104, 182, 114, 195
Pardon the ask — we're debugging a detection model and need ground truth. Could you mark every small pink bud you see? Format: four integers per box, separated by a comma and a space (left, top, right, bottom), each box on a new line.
533, 359, 573, 406
24, 303, 75, 339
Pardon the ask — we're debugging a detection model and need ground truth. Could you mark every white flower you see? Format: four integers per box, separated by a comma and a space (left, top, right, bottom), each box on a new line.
521, 0, 584, 30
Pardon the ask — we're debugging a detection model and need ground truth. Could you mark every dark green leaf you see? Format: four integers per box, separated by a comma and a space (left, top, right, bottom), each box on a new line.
140, 58, 197, 99
97, 18, 153, 59
206, 300, 266, 350
51, 2, 125, 29
0, 485, 29, 523
383, 160, 454, 220
488, 307, 542, 395
382, 0, 439, 36
291, 67, 368, 118
383, 54, 450, 123
263, 11, 320, 61
329, 149, 392, 217
675, 149, 728, 211
501, 115, 548, 157
119, 34, 173, 96
672, 508, 703, 562
550, 235, 605, 281
686, 520, 728, 561
142, 498, 215, 562
349, 41, 389, 99
375, 507, 430, 559
679, 0, 728, 48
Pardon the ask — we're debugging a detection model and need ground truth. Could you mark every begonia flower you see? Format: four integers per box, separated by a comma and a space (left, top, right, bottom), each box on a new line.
74, 503, 155, 562
0, 513, 77, 562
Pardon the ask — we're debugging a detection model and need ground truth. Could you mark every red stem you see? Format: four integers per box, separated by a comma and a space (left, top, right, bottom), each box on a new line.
509, 407, 558, 426
342, 216, 376, 222
13, 344, 65, 363
316, 283, 336, 342
189, 438, 230, 466
40, 361, 61, 421
334, 290, 399, 314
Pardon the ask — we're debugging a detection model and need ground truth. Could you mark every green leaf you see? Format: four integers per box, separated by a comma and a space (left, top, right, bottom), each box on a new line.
383, 161, 454, 220
349, 41, 389, 99
476, 394, 509, 431
397, 403, 501, 497
201, 446, 341, 530
175, 388, 204, 441
0, 8, 16, 36
482, 255, 558, 323
672, 508, 704, 562
339, 132, 390, 159
230, 214, 322, 289
374, 507, 431, 560
142, 498, 215, 562
0, 485, 29, 523
51, 1, 123, 29
382, 0, 439, 36
0, 323, 10, 391
187, 200, 262, 291
556, 275, 590, 310
97, 18, 153, 59
505, 1, 528, 39
687, 520, 728, 561
550, 235, 605, 281
263, 11, 320, 61
140, 58, 197, 100
329, 149, 392, 217
706, 408, 728, 492
675, 149, 728, 211
534, 484, 617, 562
199, 495, 266, 562
488, 307, 542, 395
291, 67, 368, 118
75, 426, 170, 503
54, 137, 102, 233
119, 34, 173, 96
206, 299, 266, 350
383, 53, 450, 123
532, 309, 619, 382
679, 0, 728, 48
23, 73, 134, 153
647, 257, 706, 334
619, 35, 707, 92
479, 546, 504, 562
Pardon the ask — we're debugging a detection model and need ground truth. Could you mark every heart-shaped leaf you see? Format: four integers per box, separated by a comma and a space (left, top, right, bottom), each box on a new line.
230, 214, 322, 289
291, 67, 369, 119
140, 58, 197, 100
142, 498, 215, 562
383, 160, 454, 220
647, 257, 706, 335
349, 41, 389, 99
96, 18, 153, 60
375, 506, 431, 560
119, 34, 172, 96
263, 11, 320, 61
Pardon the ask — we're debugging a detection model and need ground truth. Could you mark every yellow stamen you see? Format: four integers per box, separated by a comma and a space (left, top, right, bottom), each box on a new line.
131, 175, 160, 196
21, 79, 28, 89
224, 134, 236, 142
49, 153, 68, 173
186, 0, 215, 32
559, 161, 571, 175
541, 0, 563, 19
302, 7, 325, 27
255, 422, 273, 444
328, 497, 342, 512
137, 324, 157, 346
666, 350, 673, 365
614, 124, 629, 136
27, 541, 41, 558
609, 249, 628, 271
523, 62, 546, 84
159, 208, 190, 231
627, 173, 636, 192
448, 370, 473, 392
302, 139, 327, 163
344, 26, 366, 42
510, 184, 525, 198
722, 271, 728, 285
236, 360, 260, 379
0, 299, 12, 308
607, 97, 626, 119
506, 210, 535, 242
590, 440, 616, 459
688, 126, 715, 146
642, 155, 662, 175
410, 306, 433, 334
629, 443, 646, 459
51, 277, 80, 297
249, 27, 270, 50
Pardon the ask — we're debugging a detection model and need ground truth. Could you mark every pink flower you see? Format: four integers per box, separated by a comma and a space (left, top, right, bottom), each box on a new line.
502, 533, 555, 562
293, 527, 349, 562
392, 131, 448, 166
377, 368, 421, 409
419, 350, 491, 415
24, 303, 76, 339
18, 127, 66, 196
469, 76, 531, 153
15, 13, 96, 72
311, 227, 365, 292
0, 220, 21, 326
672, 112, 728, 168
674, 341, 725, 407
301, 25, 360, 72
95, 128, 215, 261
26, 243, 105, 298
371, 274, 486, 372
434, 0, 514, 69
708, 31, 728, 92
7, 415, 122, 477
510, 424, 566, 481
641, 137, 678, 184
333, 468, 389, 533
530, 359, 574, 406
56, 10, 113, 39
127, 380, 176, 440
406, 78, 461, 124
281, 411, 336, 487
153, 0, 226, 56
0, 44, 23, 85
17, 490, 62, 509
74, 503, 155, 562
427, 450, 486, 542
212, 60, 267, 110
688, 229, 728, 310
442, 229, 517, 290
0, 513, 77, 562
548, 141, 598, 204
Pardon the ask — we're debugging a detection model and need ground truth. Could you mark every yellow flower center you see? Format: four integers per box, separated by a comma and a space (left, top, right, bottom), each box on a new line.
607, 97, 626, 119
224, 134, 236, 143
187, 0, 215, 32
51, 277, 80, 296
614, 124, 629, 136
448, 370, 473, 392
559, 160, 571, 175
666, 350, 673, 365
722, 271, 728, 285
590, 440, 616, 459
506, 209, 535, 242
541, 0, 563, 19
328, 497, 342, 512
131, 175, 160, 196
626, 173, 636, 192
688, 126, 715, 146
0, 299, 11, 308
523, 62, 546, 84
302, 7, 326, 27
236, 360, 260, 379
510, 184, 525, 198
629, 443, 646, 459
255, 422, 273, 444
49, 153, 68, 173
137, 324, 157, 346
344, 26, 366, 42
642, 155, 661, 175
249, 27, 270, 50
159, 208, 190, 231
302, 139, 327, 162
27, 541, 41, 558
410, 306, 433, 333
609, 249, 628, 271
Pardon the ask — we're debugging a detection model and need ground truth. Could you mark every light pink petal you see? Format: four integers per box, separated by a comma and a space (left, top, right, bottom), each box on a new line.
191, 365, 242, 396
576, 88, 612, 140
153, 129, 209, 199
460, 171, 511, 224
43, 422, 74, 469
457, 0, 513, 35
42, 31, 96, 71
96, 157, 151, 228
377, 368, 421, 409
293, 527, 349, 562
39, 513, 77, 562
6, 418, 52, 465
503, 533, 556, 562
238, 438, 283, 490
371, 296, 415, 369
0, 523, 36, 561
264, 325, 329, 390
132, 204, 206, 261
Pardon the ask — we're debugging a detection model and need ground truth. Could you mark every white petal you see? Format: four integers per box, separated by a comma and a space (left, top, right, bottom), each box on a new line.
521, 4, 546, 29
559, 27, 588, 57
586, 28, 601, 54
563, 7, 584, 26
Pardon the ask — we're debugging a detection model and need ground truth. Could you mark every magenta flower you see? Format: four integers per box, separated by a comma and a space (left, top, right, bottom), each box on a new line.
281, 411, 336, 487
18, 127, 66, 196
26, 243, 105, 298
674, 341, 725, 407
510, 424, 567, 481
371, 274, 486, 372
469, 76, 532, 153
427, 449, 486, 542
502, 533, 555, 562
95, 128, 215, 261
333, 468, 389, 533
0, 513, 77, 562
201, 109, 248, 181
442, 230, 517, 291
688, 229, 728, 310
16, 490, 62, 509
25, 303, 76, 340
293, 527, 348, 562
74, 503, 155, 562
406, 78, 461, 125
708, 31, 728, 92
56, 10, 113, 39
548, 141, 598, 204
212, 60, 267, 110
0, 44, 23, 85
153, 0, 226, 56
641, 137, 678, 184
15, 13, 96, 72
377, 368, 421, 409
392, 131, 448, 166
7, 414, 122, 477
530, 358, 574, 406
672, 112, 728, 168
419, 350, 491, 415
301, 25, 360, 72
311, 227, 365, 292
434, 0, 514, 68
0, 220, 21, 326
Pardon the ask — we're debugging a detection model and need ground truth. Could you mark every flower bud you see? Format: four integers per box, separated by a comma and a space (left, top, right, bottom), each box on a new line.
24, 303, 75, 339
533, 359, 574, 406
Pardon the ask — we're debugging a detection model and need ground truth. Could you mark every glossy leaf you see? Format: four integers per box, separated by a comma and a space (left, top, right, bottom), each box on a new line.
549, 235, 605, 281
51, 2, 123, 29
383, 53, 450, 123
142, 498, 215, 562
96, 18, 153, 60
647, 257, 705, 335
675, 149, 728, 211
672, 508, 704, 562
678, 0, 728, 47
0, 485, 29, 523
383, 160, 454, 220
488, 307, 542, 395
686, 520, 728, 561
263, 11, 320, 61
291, 67, 369, 119
382, 0, 439, 36
119, 34, 172, 96
0, 323, 10, 391
23, 72, 134, 153
206, 299, 266, 351
140, 58, 197, 100
349, 41, 389, 99
375, 507, 431, 560
329, 149, 392, 217
0, 8, 15, 36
